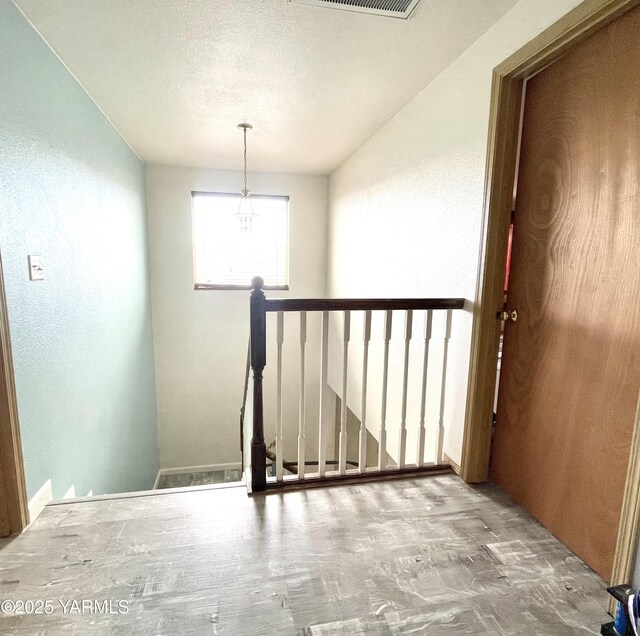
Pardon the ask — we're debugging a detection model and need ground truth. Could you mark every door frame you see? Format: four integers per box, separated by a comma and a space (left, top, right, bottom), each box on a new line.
0, 248, 29, 535
460, 0, 640, 587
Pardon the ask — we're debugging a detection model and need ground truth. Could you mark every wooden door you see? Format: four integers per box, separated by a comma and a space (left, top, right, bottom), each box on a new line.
491, 5, 640, 581
0, 250, 29, 536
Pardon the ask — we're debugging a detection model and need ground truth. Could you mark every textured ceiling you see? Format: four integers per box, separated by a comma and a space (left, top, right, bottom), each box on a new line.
13, 0, 519, 174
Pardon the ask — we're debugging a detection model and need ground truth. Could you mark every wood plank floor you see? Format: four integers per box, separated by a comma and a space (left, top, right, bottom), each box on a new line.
0, 475, 608, 635
156, 468, 243, 489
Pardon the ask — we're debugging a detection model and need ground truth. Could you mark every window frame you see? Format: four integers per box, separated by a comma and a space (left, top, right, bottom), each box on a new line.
191, 190, 290, 292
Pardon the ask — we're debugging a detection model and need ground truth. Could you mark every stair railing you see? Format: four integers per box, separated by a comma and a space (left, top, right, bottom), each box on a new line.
247, 276, 466, 492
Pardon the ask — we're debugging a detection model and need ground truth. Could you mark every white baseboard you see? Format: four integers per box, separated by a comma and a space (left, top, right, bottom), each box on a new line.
28, 479, 52, 524
153, 462, 242, 489
62, 485, 76, 499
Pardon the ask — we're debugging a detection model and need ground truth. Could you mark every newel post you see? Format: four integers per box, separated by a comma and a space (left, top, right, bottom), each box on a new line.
250, 276, 267, 491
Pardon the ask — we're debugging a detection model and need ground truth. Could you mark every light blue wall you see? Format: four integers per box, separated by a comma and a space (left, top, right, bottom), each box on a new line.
0, 0, 159, 499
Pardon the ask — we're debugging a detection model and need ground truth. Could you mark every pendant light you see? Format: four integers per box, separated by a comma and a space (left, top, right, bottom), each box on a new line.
235, 123, 256, 232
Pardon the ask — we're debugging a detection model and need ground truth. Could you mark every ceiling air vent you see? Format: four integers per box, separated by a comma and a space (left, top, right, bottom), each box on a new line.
289, 0, 421, 19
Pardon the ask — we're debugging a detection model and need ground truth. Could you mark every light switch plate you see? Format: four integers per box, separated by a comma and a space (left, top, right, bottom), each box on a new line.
28, 255, 44, 281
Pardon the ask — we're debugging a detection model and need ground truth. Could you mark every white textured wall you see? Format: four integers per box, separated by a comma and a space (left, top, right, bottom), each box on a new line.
327, 0, 584, 465
146, 166, 328, 469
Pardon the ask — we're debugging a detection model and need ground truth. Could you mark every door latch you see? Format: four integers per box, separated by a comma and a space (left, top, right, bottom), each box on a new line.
497, 309, 518, 323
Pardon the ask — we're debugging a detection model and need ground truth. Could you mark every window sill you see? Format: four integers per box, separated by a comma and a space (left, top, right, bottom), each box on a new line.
194, 284, 290, 291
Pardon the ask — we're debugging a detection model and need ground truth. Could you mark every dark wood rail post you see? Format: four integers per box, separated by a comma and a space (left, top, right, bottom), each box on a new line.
250, 276, 267, 491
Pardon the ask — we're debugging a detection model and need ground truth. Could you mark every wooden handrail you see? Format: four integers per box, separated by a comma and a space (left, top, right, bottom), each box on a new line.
264, 297, 466, 312
248, 276, 466, 492
239, 339, 250, 459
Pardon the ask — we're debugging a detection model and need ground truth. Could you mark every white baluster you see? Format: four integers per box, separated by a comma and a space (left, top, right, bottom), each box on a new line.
318, 311, 329, 477
398, 310, 413, 468
436, 310, 453, 464
275, 311, 284, 481
338, 311, 351, 475
298, 311, 307, 480
417, 310, 433, 467
378, 310, 392, 470
358, 310, 372, 474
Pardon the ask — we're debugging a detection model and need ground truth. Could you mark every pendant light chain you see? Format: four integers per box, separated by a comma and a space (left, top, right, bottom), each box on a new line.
243, 125, 248, 193
235, 123, 256, 232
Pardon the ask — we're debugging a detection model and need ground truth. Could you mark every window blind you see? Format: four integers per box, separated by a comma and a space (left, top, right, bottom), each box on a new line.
192, 192, 289, 289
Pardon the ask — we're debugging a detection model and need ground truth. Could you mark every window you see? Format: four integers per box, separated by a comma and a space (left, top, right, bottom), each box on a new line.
192, 192, 289, 290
